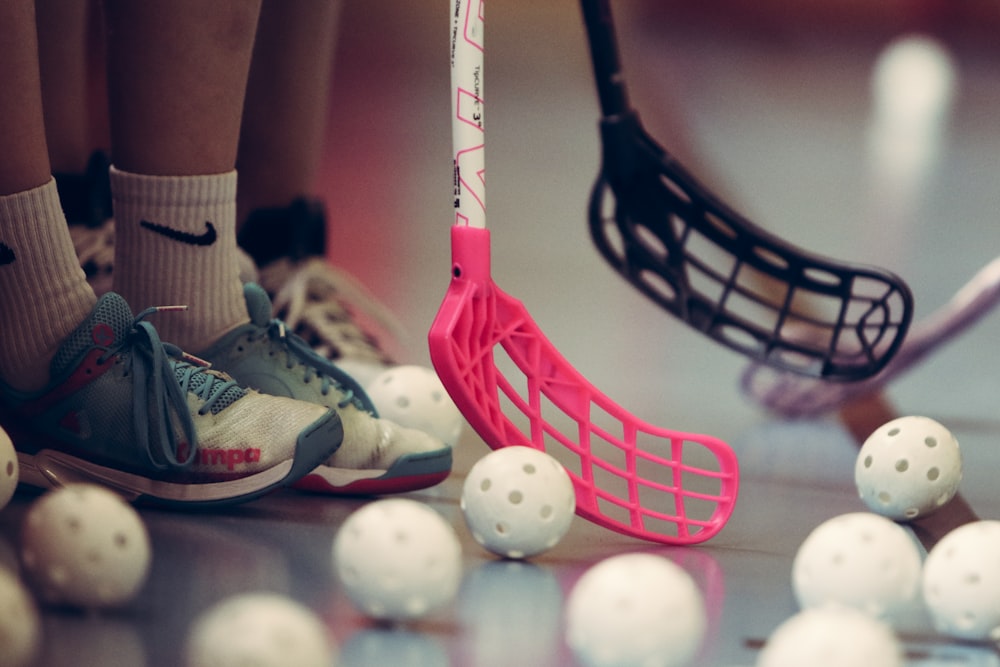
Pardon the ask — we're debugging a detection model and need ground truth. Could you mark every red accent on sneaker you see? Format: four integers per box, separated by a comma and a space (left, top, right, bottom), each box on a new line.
92, 323, 115, 347
192, 447, 263, 471
58, 410, 83, 436
21, 349, 116, 417
293, 469, 450, 496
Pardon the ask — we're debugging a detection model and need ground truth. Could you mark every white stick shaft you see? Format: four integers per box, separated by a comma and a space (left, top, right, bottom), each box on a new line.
450, 0, 486, 228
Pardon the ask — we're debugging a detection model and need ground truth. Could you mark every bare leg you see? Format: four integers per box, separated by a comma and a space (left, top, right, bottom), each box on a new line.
36, 0, 91, 174
38, 0, 112, 232
0, 0, 96, 391
104, 0, 261, 176
104, 0, 262, 350
236, 0, 341, 228
0, 0, 50, 195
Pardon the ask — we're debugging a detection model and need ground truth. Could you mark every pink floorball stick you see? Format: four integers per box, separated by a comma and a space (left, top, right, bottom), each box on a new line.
742, 254, 1000, 418
429, 0, 739, 545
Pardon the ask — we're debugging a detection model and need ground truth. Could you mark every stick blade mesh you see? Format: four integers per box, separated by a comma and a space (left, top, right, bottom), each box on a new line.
590, 113, 914, 382
430, 226, 739, 545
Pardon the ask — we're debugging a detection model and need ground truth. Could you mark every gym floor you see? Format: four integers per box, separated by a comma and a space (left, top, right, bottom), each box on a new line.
5, 1, 1000, 665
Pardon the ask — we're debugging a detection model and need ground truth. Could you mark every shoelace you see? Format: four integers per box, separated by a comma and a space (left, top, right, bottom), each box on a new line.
110, 306, 244, 470
248, 317, 367, 412
265, 258, 403, 363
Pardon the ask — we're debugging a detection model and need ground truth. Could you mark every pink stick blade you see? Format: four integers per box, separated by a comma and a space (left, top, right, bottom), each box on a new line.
430, 226, 740, 545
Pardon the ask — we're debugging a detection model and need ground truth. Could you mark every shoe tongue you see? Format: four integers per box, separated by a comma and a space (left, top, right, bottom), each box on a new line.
243, 282, 274, 327
50, 292, 136, 377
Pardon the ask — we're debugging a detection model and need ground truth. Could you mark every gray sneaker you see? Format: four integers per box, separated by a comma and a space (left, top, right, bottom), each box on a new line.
196, 284, 452, 495
3, 292, 343, 507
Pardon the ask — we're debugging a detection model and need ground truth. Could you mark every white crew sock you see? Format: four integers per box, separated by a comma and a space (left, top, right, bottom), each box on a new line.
0, 179, 97, 392
110, 167, 248, 352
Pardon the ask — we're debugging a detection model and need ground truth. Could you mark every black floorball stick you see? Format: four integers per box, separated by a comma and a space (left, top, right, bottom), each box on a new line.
580, 0, 914, 382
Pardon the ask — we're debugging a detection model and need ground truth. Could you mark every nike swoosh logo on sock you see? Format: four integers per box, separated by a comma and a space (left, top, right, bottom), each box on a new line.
0, 243, 15, 265
140, 220, 218, 246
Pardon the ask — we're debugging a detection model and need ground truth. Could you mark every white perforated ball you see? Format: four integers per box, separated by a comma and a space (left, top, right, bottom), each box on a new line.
0, 566, 41, 667
365, 365, 464, 447
922, 520, 1000, 641
757, 606, 903, 667
856, 416, 961, 520
185, 592, 335, 667
792, 512, 922, 620
333, 498, 462, 621
566, 553, 706, 667
461, 447, 575, 559
0, 427, 17, 512
20, 484, 151, 609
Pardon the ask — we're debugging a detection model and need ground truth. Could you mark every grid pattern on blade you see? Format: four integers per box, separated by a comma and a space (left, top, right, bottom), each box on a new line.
589, 162, 912, 381
430, 254, 739, 545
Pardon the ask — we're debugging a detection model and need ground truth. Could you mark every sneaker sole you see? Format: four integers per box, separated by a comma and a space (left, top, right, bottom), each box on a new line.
15, 409, 344, 508
292, 446, 452, 496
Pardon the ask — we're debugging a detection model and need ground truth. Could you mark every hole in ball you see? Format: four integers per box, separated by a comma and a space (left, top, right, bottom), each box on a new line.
927, 467, 940, 481
925, 437, 938, 448
508, 490, 524, 505
395, 397, 411, 409
960, 611, 978, 629
480, 478, 492, 493
895, 459, 909, 473
878, 491, 892, 504
495, 522, 509, 535
864, 455, 873, 469
523, 463, 536, 475
888, 428, 901, 437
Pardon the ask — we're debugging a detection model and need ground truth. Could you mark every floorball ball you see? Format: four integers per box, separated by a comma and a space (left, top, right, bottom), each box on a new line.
792, 512, 922, 620
461, 447, 575, 559
333, 498, 462, 621
757, 606, 903, 667
365, 365, 464, 447
20, 484, 151, 609
0, 427, 16, 512
855, 416, 961, 520
566, 553, 706, 667
0, 565, 41, 667
185, 592, 335, 667
922, 520, 1000, 641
